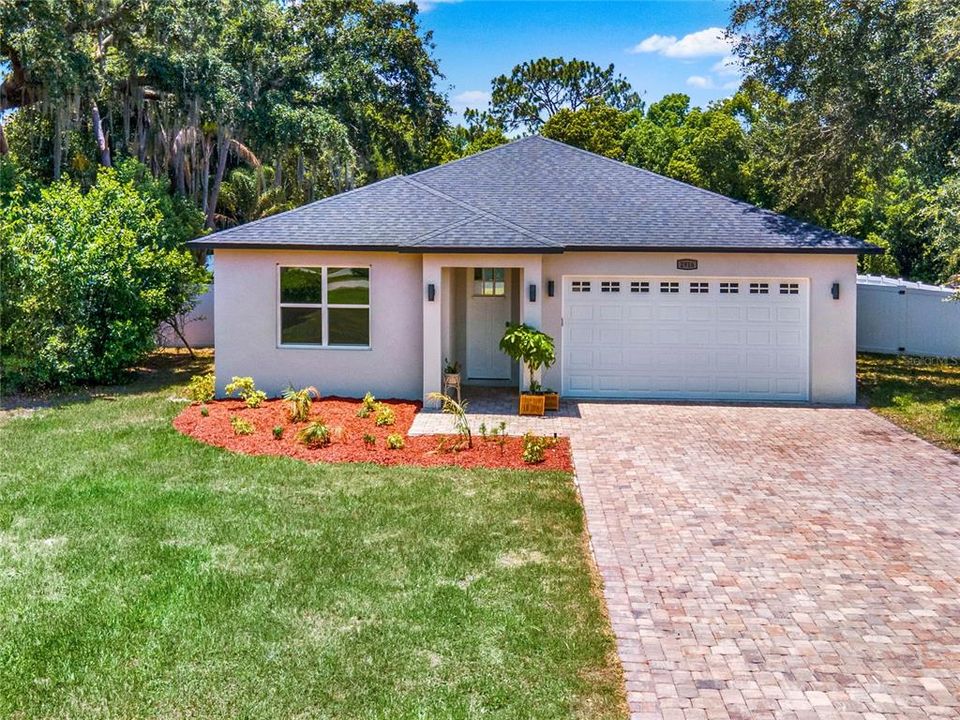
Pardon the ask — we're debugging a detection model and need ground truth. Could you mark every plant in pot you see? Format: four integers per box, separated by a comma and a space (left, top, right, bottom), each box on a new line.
498, 323, 557, 416
442, 358, 461, 387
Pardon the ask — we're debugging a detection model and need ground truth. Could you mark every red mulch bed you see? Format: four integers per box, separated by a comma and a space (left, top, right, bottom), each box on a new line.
172, 397, 572, 471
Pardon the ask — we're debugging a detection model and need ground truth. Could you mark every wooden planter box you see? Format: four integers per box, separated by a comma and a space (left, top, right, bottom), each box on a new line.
519, 393, 546, 416
542, 392, 560, 411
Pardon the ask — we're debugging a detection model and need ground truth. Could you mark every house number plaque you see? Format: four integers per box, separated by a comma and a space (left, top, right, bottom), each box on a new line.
676, 259, 698, 270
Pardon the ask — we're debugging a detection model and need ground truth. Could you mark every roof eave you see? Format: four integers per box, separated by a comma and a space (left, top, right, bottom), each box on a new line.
186, 240, 404, 252
560, 244, 881, 255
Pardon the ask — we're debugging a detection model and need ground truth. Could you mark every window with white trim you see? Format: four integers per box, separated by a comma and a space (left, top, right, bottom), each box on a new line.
631, 281, 649, 293
279, 266, 370, 347
690, 282, 709, 294
571, 280, 591, 292
720, 282, 739, 294
601, 280, 620, 293
749, 282, 769, 295
779, 282, 799, 295
660, 281, 679, 293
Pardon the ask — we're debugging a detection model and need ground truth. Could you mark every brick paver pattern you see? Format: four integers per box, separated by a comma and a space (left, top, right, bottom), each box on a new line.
411, 397, 960, 719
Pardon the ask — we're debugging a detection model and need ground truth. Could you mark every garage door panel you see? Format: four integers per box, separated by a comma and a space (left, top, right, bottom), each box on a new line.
567, 348, 594, 369
569, 326, 594, 344
717, 329, 742, 345
682, 350, 711, 371
599, 305, 622, 321
626, 306, 654, 321
657, 328, 684, 344
685, 328, 711, 344
567, 374, 594, 392
597, 328, 622, 345
657, 306, 684, 321
747, 353, 774, 372
747, 307, 773, 322
597, 349, 623, 369
777, 329, 803, 347
685, 306, 714, 322
563, 276, 809, 402
569, 305, 594, 321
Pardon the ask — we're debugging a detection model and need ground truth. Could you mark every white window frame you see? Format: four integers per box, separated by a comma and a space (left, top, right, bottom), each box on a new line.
277, 265, 371, 350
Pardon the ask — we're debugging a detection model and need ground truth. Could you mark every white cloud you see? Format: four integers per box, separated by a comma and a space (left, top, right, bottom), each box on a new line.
632, 34, 676, 54
453, 90, 491, 107
686, 75, 715, 89
630, 27, 734, 58
711, 56, 741, 77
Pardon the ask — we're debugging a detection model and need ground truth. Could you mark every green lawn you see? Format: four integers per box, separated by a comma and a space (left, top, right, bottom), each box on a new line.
858, 352, 960, 452
0, 352, 624, 719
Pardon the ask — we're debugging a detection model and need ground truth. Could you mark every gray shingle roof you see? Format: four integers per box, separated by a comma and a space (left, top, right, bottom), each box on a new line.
190, 136, 878, 254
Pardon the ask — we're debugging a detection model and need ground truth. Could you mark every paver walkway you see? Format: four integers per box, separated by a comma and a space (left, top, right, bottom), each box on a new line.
411, 400, 960, 719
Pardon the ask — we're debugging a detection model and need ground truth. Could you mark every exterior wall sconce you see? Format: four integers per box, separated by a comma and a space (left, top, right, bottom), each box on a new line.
831, 282, 840, 300
547, 280, 555, 297
528, 283, 537, 302
427, 283, 436, 301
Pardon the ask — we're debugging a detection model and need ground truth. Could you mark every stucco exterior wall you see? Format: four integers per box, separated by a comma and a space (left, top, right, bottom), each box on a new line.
540, 252, 859, 404
214, 249, 423, 399
214, 249, 858, 405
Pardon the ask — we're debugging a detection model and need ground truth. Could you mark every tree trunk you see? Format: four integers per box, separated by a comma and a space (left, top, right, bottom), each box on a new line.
91, 100, 112, 167
206, 132, 230, 229
52, 110, 62, 180
0, 120, 8, 156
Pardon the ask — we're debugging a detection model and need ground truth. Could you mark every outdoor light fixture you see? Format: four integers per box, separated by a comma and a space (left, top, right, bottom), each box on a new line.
427, 283, 436, 301
547, 280, 555, 297
831, 282, 840, 300
529, 284, 537, 302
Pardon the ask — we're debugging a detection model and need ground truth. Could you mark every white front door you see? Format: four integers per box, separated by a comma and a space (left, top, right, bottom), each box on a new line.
562, 275, 810, 401
466, 268, 512, 380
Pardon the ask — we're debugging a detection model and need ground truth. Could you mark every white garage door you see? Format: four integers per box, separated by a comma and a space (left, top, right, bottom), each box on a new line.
562, 276, 809, 401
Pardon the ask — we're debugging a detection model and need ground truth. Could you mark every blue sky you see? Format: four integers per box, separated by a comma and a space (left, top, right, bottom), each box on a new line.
415, 1, 740, 123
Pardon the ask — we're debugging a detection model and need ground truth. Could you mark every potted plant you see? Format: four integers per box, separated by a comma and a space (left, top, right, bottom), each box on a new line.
498, 323, 557, 416
443, 358, 461, 387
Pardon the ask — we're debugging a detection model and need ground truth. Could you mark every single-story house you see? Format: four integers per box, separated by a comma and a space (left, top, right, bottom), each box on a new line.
190, 136, 878, 404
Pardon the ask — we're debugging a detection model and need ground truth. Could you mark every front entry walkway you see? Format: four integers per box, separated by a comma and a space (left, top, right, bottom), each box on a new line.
411, 398, 960, 719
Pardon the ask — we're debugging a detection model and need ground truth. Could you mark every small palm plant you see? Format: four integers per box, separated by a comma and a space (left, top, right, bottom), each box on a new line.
427, 391, 472, 449
282, 385, 320, 422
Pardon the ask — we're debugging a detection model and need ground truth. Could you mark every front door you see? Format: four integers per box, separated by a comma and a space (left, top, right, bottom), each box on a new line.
466, 268, 512, 381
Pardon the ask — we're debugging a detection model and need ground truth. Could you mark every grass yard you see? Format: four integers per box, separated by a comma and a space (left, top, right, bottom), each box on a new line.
0, 352, 624, 719
858, 352, 960, 453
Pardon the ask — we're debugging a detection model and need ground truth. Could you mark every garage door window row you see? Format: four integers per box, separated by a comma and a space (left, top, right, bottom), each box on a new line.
570, 279, 800, 297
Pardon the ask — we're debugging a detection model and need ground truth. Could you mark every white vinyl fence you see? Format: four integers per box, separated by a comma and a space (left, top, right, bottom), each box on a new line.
857, 275, 960, 358
157, 284, 215, 349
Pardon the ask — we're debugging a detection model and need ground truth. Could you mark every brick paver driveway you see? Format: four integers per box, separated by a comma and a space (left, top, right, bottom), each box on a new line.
570, 403, 960, 720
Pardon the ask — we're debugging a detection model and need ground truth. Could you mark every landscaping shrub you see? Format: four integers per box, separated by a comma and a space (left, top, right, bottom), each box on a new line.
374, 403, 396, 427
362, 433, 376, 447
282, 385, 319, 422
522, 432, 553, 464
230, 416, 254, 435
187, 373, 216, 404
272, 425, 284, 440
225, 376, 267, 408
200, 406, 210, 417
0, 159, 207, 389
386, 433, 405, 450
297, 420, 331, 448
356, 392, 377, 418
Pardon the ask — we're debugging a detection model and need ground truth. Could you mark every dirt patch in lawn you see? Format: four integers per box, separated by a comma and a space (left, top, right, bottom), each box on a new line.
173, 397, 572, 471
